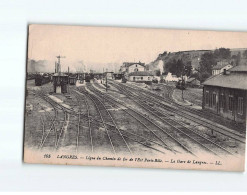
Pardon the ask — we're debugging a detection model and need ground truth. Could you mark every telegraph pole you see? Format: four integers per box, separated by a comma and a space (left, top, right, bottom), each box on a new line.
181, 63, 186, 101
105, 68, 108, 92
181, 74, 184, 101
106, 73, 108, 92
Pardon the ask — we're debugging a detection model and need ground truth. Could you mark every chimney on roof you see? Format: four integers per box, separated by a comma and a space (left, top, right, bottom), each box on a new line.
223, 69, 230, 75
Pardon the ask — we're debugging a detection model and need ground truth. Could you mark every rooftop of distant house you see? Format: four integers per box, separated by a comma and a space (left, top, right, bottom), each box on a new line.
122, 61, 145, 67
212, 61, 232, 70
187, 77, 199, 83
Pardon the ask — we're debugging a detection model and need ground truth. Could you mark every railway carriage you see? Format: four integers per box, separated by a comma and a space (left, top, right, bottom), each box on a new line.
85, 73, 94, 82
77, 73, 85, 83
113, 73, 124, 80
35, 73, 50, 86
68, 76, 77, 85
68, 73, 77, 85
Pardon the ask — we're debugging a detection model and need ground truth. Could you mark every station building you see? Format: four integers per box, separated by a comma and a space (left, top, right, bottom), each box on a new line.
202, 66, 247, 124
128, 71, 154, 82
119, 61, 146, 74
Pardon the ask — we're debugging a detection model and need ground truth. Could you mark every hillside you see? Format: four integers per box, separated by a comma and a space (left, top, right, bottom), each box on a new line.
147, 48, 247, 75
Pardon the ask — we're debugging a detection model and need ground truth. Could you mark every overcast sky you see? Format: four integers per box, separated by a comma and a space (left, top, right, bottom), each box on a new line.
28, 24, 247, 72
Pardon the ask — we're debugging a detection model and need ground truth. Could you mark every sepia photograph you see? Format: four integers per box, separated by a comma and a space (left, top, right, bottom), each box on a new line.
23, 24, 246, 171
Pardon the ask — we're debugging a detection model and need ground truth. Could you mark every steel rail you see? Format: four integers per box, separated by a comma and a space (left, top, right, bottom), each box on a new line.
86, 82, 196, 156
113, 82, 237, 157
110, 81, 245, 143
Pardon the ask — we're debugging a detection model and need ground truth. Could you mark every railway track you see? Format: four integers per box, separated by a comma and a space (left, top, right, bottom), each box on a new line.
73, 92, 94, 153
91, 81, 239, 157
39, 108, 58, 149
109, 81, 246, 144
158, 83, 244, 129
86, 82, 206, 157
82, 83, 183, 155
76, 87, 132, 155
30, 89, 69, 150
114, 83, 237, 156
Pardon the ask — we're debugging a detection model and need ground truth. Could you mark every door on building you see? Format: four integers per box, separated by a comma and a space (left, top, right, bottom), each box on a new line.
56, 86, 61, 94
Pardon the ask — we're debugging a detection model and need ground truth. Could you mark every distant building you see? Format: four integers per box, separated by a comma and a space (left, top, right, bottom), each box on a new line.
186, 77, 200, 87
163, 72, 180, 82
212, 61, 233, 75
119, 61, 146, 74
128, 71, 154, 82
202, 65, 247, 124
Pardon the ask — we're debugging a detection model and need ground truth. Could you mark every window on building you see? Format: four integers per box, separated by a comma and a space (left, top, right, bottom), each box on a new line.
212, 93, 216, 108
209, 93, 213, 108
205, 91, 209, 105
148, 77, 150, 80
229, 95, 234, 112
209, 93, 211, 107
141, 77, 143, 80
220, 93, 225, 109
133, 77, 135, 81
238, 97, 243, 115
136, 65, 137, 67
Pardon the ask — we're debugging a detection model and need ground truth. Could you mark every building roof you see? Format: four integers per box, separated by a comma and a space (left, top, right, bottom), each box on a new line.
123, 62, 145, 68
203, 72, 247, 90
212, 62, 232, 70
229, 65, 247, 72
187, 77, 197, 82
129, 71, 154, 76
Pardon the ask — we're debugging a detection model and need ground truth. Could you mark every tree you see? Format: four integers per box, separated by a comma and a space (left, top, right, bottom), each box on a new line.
190, 72, 199, 80
176, 59, 184, 77
200, 52, 215, 76
214, 48, 231, 59
236, 52, 241, 66
184, 61, 192, 76
155, 69, 161, 76
231, 52, 241, 66
162, 51, 167, 56
243, 50, 247, 59
166, 59, 177, 75
200, 72, 211, 83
